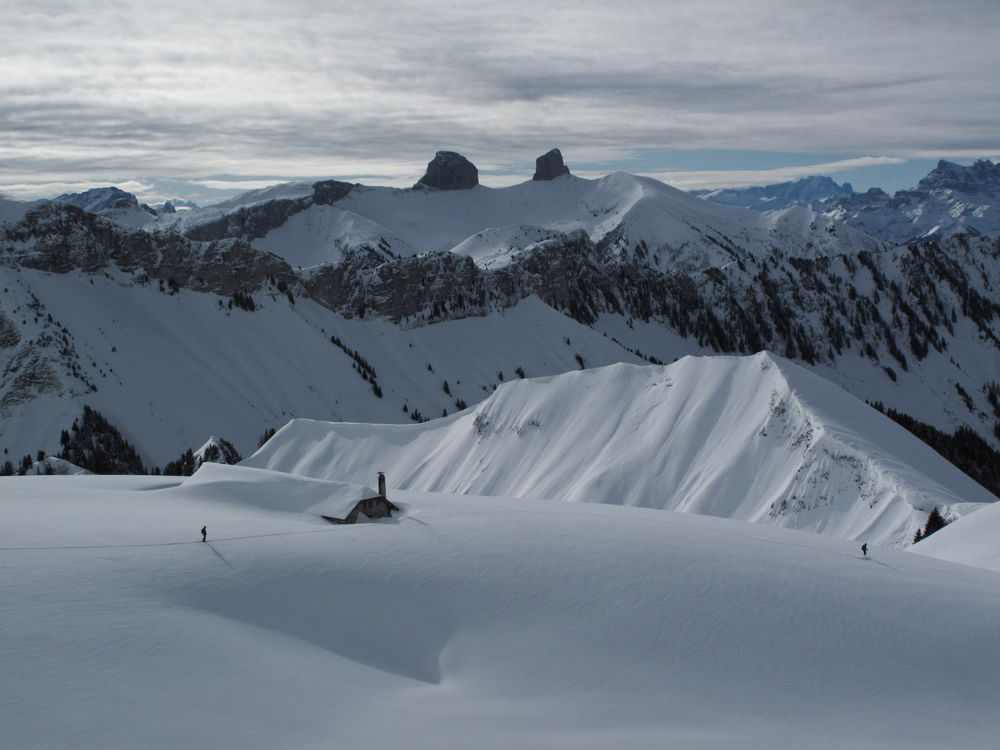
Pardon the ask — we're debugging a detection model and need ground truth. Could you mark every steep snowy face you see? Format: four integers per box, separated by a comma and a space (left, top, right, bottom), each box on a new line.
246, 353, 996, 547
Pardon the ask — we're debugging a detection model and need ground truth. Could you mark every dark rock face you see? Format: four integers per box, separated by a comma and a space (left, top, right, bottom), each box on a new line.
181, 199, 308, 243
3, 203, 298, 297
312, 180, 354, 205
533, 148, 570, 181
416, 151, 479, 190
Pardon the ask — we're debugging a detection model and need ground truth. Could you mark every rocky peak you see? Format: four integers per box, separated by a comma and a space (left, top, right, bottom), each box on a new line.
312, 180, 354, 205
918, 159, 1000, 194
56, 186, 139, 213
415, 151, 479, 191
533, 148, 570, 181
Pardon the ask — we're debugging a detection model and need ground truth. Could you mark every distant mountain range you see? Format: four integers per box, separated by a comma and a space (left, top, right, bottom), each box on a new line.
1, 150, 997, 538
692, 175, 855, 211
694, 159, 1000, 244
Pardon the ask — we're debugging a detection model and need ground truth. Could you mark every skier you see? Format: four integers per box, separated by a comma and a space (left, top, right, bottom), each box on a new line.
861, 542, 868, 557
201, 525, 207, 543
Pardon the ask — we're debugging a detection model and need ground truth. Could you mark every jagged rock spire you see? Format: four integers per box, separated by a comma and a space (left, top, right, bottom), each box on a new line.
533, 148, 570, 181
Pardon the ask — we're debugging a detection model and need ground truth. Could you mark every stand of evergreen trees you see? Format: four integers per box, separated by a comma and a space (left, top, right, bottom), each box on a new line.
869, 401, 1000, 497
58, 405, 146, 475
913, 507, 949, 543
162, 438, 242, 476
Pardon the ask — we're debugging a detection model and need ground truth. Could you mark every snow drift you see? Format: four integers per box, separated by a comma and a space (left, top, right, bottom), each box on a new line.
246, 352, 996, 547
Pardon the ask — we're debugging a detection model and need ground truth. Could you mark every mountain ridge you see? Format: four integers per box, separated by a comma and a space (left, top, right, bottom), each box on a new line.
245, 352, 996, 547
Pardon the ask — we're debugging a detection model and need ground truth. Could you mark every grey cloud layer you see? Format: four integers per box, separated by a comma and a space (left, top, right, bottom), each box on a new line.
2, 0, 998, 189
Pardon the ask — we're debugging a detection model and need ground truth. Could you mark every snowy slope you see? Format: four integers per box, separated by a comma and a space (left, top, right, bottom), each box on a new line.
3, 469, 1000, 749
252, 203, 418, 270
246, 353, 996, 547
912, 501, 1000, 572
0, 264, 656, 465
163, 171, 882, 271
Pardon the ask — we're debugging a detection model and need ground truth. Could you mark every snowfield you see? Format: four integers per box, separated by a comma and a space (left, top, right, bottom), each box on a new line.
2, 467, 1000, 749
914, 501, 1000, 572
247, 352, 996, 548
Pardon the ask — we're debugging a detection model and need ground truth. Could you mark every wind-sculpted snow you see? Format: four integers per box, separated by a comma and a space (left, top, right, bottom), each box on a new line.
247, 353, 996, 547
3, 472, 1000, 748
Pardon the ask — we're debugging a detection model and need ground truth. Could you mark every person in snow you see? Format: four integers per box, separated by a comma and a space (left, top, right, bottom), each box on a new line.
861, 543, 868, 557
201, 525, 207, 542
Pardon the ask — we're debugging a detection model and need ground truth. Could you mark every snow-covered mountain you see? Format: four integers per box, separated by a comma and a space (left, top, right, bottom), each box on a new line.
245, 353, 995, 547
55, 186, 158, 229
153, 153, 882, 273
5, 469, 1000, 748
1, 152, 998, 520
698, 160, 1000, 244
826, 159, 1000, 244
693, 175, 855, 211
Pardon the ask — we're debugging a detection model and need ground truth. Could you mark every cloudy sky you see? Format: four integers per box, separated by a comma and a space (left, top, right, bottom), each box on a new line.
2, 0, 998, 203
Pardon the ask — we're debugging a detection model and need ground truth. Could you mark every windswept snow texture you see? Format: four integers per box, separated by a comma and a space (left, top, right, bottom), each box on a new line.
170, 172, 882, 270
3, 469, 1000, 749
247, 353, 996, 547
913, 501, 1000, 572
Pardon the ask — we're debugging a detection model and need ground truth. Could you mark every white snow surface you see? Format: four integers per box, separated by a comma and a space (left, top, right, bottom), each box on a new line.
246, 353, 996, 548
2, 468, 1000, 749
913, 501, 1000, 572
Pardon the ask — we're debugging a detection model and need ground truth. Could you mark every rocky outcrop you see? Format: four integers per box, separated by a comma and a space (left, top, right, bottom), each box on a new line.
312, 180, 354, 205
2, 203, 299, 297
416, 152, 479, 190
306, 249, 488, 322
180, 180, 354, 242
533, 148, 570, 181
